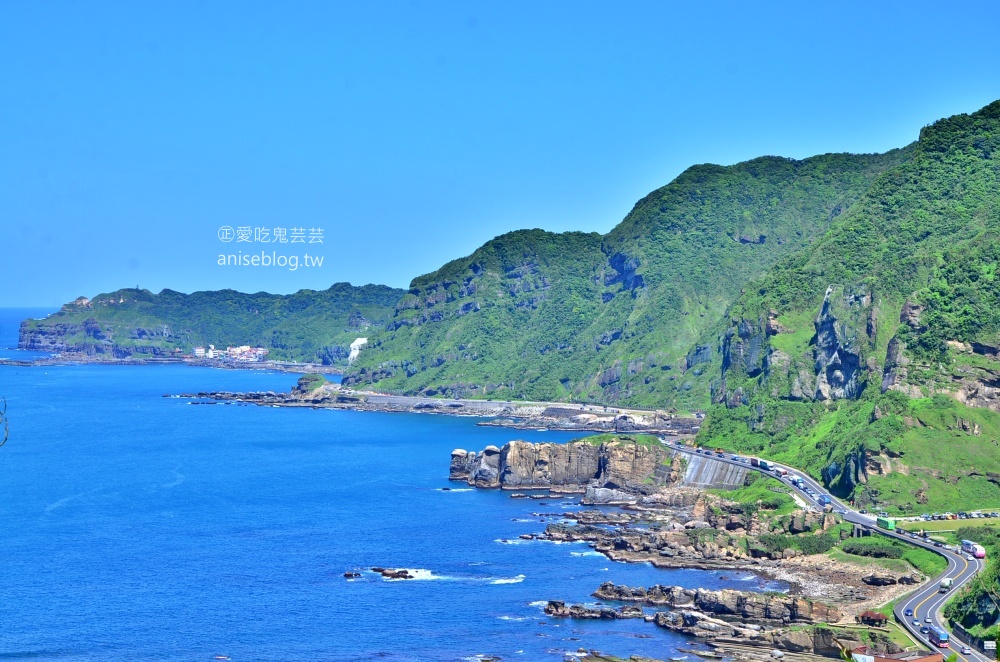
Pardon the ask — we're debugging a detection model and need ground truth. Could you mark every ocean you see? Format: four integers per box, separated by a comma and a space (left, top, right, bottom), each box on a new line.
0, 308, 784, 661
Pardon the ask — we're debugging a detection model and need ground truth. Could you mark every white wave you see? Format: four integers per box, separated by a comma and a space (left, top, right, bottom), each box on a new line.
497, 615, 527, 621
528, 600, 548, 608
439, 488, 474, 492
512, 518, 536, 522
490, 574, 526, 585
45, 492, 87, 512
569, 551, 604, 557
495, 538, 529, 545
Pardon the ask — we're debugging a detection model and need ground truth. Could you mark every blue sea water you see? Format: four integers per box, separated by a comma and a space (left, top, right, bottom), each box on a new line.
0, 308, 784, 661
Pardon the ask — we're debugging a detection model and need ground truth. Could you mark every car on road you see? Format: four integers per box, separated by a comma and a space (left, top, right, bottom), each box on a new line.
961, 646, 972, 655
925, 617, 932, 623
859, 509, 868, 514
965, 554, 974, 560
905, 609, 913, 617
920, 626, 930, 634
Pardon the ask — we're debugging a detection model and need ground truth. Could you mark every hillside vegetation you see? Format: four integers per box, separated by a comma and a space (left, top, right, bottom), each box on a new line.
19, 283, 403, 364
697, 100, 1000, 513
22, 99, 1000, 515
345, 150, 911, 407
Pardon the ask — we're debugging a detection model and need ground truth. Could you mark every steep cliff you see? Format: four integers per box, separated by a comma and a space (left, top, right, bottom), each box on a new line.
450, 437, 679, 491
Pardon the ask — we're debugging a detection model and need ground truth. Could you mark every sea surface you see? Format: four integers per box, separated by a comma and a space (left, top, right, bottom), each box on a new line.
0, 308, 785, 661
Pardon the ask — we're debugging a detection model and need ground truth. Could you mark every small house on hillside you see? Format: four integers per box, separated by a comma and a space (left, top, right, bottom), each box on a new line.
856, 610, 888, 626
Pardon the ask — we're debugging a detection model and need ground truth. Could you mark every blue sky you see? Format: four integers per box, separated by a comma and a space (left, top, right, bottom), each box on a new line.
3, 1, 1000, 306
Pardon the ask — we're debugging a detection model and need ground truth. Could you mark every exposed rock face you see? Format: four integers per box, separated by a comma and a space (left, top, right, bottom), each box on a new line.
651, 611, 864, 656
685, 344, 713, 370
813, 287, 863, 400
605, 252, 645, 292
956, 368, 1000, 413
450, 445, 504, 488
450, 439, 675, 491
881, 337, 912, 394
499, 441, 603, 488
544, 600, 644, 620
723, 319, 767, 379
594, 583, 842, 624
901, 300, 925, 330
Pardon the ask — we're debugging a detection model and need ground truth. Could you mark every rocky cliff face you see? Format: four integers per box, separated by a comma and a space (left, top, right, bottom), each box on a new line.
450, 439, 677, 491
811, 287, 864, 400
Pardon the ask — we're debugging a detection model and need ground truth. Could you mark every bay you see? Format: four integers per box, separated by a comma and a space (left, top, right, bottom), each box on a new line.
0, 308, 783, 661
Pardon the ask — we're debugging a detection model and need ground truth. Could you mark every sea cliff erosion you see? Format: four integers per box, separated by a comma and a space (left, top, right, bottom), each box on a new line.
449, 436, 682, 491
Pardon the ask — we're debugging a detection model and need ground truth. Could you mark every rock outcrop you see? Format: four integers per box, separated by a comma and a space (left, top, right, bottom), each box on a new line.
593, 583, 843, 624
813, 287, 863, 400
450, 439, 677, 491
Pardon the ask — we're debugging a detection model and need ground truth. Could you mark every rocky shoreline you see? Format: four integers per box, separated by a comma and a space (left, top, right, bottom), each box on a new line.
168, 377, 702, 434
448, 438, 930, 658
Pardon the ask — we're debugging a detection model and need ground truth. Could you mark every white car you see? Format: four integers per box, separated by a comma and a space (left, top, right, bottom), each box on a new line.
961, 646, 972, 655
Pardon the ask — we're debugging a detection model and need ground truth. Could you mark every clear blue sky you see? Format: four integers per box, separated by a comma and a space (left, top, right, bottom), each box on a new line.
3, 1, 1000, 306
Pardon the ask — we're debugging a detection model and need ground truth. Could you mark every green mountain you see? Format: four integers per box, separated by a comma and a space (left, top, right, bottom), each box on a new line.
19, 283, 404, 364
343, 150, 912, 407
698, 100, 1000, 513
21, 100, 1000, 517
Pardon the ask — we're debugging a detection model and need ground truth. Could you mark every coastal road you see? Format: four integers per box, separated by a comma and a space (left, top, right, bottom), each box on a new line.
660, 440, 990, 661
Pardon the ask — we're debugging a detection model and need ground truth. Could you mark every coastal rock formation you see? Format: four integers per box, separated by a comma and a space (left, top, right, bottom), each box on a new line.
543, 600, 644, 620
593, 583, 843, 624
652, 612, 865, 656
450, 438, 678, 491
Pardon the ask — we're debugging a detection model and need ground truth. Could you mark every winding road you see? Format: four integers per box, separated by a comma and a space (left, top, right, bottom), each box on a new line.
661, 440, 990, 662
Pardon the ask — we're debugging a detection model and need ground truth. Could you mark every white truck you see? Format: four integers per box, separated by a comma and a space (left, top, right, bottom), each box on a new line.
939, 578, 954, 593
